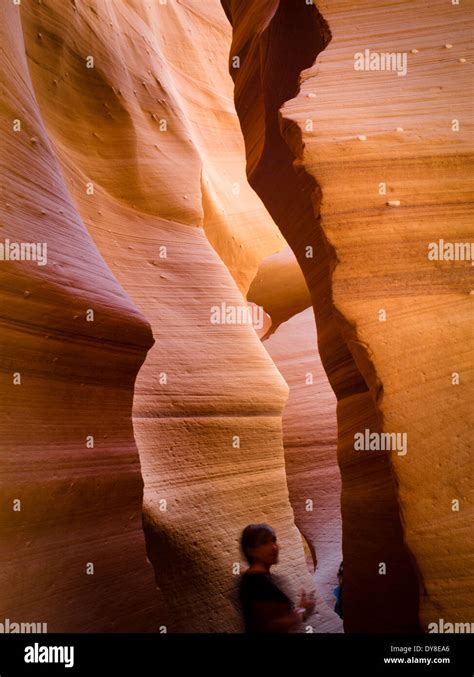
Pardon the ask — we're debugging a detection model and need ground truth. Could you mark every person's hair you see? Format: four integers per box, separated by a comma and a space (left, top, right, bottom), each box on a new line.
240, 523, 276, 565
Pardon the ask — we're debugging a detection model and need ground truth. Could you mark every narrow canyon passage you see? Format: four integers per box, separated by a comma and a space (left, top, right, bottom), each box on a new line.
263, 307, 342, 607
222, 0, 421, 632
1, 0, 471, 637
247, 247, 342, 607
8, 0, 343, 632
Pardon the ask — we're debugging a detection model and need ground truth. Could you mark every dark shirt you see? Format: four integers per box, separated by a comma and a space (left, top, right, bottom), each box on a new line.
239, 571, 292, 633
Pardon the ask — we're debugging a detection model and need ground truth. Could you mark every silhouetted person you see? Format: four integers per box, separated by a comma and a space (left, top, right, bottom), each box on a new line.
333, 560, 343, 619
239, 523, 315, 633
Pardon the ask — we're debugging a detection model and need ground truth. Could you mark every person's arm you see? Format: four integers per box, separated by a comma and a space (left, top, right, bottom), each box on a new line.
299, 590, 316, 618
250, 600, 305, 633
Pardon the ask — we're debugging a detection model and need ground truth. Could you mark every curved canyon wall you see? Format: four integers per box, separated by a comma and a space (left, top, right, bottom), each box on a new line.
264, 306, 341, 606
0, 0, 471, 635
0, 0, 162, 631
222, 0, 473, 632
248, 246, 342, 604
1, 0, 342, 632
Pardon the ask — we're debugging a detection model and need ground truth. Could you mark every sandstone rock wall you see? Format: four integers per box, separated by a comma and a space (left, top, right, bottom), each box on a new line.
1, 0, 341, 632
264, 307, 341, 606
1, 0, 470, 634
222, 0, 473, 632
0, 0, 161, 631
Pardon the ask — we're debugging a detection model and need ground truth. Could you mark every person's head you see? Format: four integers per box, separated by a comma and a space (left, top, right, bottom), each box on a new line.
337, 561, 343, 584
240, 523, 279, 568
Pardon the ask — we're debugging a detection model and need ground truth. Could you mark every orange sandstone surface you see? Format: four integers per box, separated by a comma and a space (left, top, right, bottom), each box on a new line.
0, 0, 341, 632
0, 0, 471, 634
222, 0, 473, 632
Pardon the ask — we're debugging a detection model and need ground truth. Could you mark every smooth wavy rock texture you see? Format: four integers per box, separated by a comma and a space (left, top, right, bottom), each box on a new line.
1, 0, 471, 635
222, 0, 472, 632
0, 0, 342, 633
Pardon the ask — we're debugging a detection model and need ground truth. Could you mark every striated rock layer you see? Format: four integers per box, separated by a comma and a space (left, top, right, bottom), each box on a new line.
248, 245, 312, 336
0, 1, 162, 631
1, 0, 342, 632
248, 244, 341, 604
222, 0, 473, 632
264, 307, 341, 606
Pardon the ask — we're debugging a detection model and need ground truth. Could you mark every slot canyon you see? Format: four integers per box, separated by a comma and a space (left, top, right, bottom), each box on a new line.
0, 0, 472, 637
